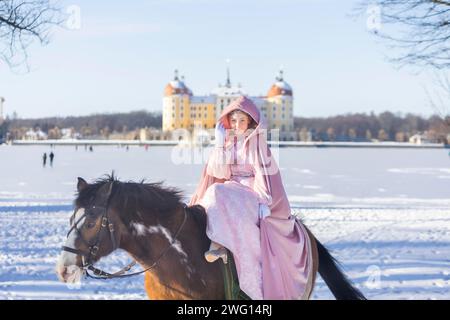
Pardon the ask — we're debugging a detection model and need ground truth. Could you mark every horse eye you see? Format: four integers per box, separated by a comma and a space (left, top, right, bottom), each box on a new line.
85, 222, 96, 229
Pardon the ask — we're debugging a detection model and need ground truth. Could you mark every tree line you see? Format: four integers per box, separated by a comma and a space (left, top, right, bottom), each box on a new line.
1, 110, 162, 140
1, 110, 448, 143
294, 111, 450, 143
295, 111, 449, 143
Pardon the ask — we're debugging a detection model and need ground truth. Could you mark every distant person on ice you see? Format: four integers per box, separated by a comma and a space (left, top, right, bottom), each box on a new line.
49, 152, 54, 167
42, 153, 47, 167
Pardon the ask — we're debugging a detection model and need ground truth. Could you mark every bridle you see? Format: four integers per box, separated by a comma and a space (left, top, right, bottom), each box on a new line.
61, 182, 188, 280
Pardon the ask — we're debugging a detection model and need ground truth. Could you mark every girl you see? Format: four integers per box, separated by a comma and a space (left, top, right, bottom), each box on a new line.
189, 96, 315, 300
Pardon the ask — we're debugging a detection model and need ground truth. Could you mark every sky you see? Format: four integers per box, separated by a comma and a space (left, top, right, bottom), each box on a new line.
0, 0, 445, 119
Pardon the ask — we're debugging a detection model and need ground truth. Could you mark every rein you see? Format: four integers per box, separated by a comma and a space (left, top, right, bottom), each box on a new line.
61, 182, 188, 280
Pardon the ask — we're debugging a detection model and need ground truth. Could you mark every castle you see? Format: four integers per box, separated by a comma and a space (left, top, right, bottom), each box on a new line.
162, 69, 296, 140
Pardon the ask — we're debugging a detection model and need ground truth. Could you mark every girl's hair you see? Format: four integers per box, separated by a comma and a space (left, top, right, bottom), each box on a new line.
228, 110, 257, 129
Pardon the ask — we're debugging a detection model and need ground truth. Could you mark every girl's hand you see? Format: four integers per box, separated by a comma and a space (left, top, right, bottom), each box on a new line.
214, 122, 226, 148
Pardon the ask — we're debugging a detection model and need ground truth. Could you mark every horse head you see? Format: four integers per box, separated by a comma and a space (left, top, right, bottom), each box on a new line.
56, 177, 122, 283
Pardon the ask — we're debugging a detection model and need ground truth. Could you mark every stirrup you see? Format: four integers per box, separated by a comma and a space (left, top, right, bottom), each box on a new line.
204, 247, 228, 264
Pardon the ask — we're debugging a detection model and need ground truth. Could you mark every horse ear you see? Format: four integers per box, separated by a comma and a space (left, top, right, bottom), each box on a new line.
77, 177, 88, 192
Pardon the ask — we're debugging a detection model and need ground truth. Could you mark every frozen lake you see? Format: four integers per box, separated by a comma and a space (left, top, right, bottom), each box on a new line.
0, 145, 449, 299
2, 145, 450, 206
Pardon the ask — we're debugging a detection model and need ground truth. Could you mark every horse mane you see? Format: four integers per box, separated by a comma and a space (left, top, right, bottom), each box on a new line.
75, 173, 206, 228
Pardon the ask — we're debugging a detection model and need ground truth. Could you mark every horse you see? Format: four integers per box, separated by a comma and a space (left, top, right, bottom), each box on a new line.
56, 175, 366, 300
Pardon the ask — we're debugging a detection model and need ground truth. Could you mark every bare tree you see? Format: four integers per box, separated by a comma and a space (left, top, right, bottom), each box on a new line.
424, 72, 450, 125
355, 0, 450, 70
0, 0, 62, 69
355, 1, 450, 132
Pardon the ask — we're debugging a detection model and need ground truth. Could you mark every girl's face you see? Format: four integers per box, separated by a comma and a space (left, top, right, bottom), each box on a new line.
229, 111, 251, 135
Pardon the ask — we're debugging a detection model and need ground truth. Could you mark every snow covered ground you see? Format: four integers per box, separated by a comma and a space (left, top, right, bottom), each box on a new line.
1, 145, 449, 300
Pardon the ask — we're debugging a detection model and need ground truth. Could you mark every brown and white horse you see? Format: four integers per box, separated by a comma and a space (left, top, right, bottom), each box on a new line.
56, 175, 366, 300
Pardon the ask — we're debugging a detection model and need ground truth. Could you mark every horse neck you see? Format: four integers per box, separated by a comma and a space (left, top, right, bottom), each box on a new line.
117, 205, 211, 289
117, 205, 183, 262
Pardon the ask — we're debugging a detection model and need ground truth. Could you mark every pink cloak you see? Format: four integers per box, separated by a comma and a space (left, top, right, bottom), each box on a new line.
189, 96, 315, 300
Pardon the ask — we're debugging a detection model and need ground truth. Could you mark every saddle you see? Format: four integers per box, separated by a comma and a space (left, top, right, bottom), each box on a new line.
220, 248, 251, 300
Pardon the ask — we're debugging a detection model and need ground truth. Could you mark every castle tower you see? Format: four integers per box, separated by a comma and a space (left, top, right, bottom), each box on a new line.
265, 68, 294, 133
211, 62, 247, 119
162, 70, 192, 131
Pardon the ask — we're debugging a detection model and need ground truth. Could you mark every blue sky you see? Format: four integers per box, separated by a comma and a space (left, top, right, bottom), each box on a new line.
0, 0, 441, 118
